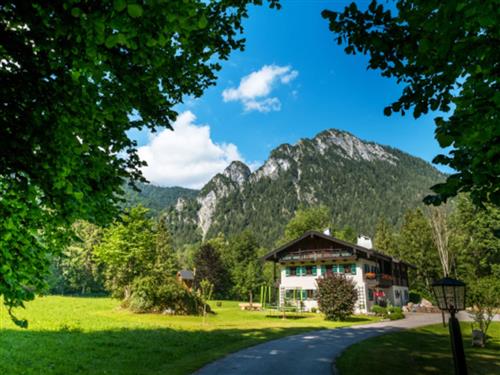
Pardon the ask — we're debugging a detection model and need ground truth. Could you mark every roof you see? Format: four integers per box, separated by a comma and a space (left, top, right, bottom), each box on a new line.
262, 230, 415, 268
177, 270, 195, 280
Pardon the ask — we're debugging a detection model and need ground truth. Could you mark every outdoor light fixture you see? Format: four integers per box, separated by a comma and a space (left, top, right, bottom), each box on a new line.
432, 277, 468, 375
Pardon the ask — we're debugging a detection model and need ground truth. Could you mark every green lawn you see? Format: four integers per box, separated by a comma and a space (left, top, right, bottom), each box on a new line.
0, 296, 377, 374
337, 322, 500, 375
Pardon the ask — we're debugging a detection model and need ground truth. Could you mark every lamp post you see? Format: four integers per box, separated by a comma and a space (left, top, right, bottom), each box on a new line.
432, 277, 468, 375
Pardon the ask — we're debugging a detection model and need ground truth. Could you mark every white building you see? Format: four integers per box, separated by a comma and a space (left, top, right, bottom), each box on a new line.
262, 231, 412, 313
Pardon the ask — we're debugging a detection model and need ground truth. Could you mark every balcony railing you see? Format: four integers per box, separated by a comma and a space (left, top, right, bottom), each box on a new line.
280, 248, 355, 262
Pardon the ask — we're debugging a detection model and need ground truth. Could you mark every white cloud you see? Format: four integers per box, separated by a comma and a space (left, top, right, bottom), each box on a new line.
138, 111, 244, 189
222, 64, 298, 112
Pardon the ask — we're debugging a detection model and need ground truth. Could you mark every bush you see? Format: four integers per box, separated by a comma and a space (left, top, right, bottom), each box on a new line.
409, 291, 421, 304
371, 305, 387, 317
126, 276, 206, 315
388, 312, 405, 320
311, 307, 317, 313
387, 306, 402, 314
317, 273, 357, 321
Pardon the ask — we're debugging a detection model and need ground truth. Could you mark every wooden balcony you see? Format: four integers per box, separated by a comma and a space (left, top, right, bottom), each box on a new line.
280, 248, 355, 263
364, 273, 393, 287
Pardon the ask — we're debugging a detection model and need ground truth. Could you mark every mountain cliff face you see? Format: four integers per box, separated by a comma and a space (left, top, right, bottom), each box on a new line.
164, 129, 446, 248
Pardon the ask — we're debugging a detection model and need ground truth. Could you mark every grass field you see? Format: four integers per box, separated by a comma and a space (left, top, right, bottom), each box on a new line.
337, 322, 500, 375
0, 296, 378, 374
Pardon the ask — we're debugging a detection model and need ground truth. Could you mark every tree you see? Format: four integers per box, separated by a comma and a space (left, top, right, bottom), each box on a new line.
397, 208, 440, 297
56, 221, 104, 294
0, 0, 280, 320
334, 226, 357, 243
153, 217, 178, 279
468, 276, 500, 345
428, 206, 453, 277
317, 273, 357, 321
229, 231, 263, 304
198, 279, 214, 325
94, 206, 157, 298
322, 1, 500, 206
373, 217, 397, 254
193, 243, 230, 299
283, 206, 331, 242
449, 195, 500, 280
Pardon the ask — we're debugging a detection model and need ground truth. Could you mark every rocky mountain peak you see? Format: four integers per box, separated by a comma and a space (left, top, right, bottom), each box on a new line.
222, 161, 251, 187
314, 129, 398, 165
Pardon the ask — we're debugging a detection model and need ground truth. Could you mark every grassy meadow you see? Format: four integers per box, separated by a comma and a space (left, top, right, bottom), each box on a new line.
0, 296, 378, 375
337, 322, 500, 375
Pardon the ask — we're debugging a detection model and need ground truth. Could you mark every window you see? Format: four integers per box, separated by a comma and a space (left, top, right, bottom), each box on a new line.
368, 289, 374, 301
364, 264, 370, 273
306, 290, 317, 299
332, 264, 338, 273
290, 266, 297, 276
285, 267, 290, 277
338, 264, 345, 273
312, 265, 317, 276
320, 265, 327, 275
351, 263, 357, 275
306, 266, 312, 275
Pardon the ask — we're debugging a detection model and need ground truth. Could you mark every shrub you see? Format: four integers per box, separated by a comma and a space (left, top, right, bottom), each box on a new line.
388, 312, 405, 320
311, 307, 317, 313
126, 276, 206, 315
409, 291, 421, 304
371, 305, 387, 317
317, 273, 357, 321
387, 306, 403, 314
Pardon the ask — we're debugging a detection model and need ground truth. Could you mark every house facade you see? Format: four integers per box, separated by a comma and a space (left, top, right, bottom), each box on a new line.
262, 231, 413, 313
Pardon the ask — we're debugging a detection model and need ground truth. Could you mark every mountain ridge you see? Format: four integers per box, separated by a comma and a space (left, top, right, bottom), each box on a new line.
162, 128, 446, 248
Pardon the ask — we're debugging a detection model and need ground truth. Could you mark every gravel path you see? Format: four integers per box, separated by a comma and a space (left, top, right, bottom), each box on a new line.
194, 313, 444, 375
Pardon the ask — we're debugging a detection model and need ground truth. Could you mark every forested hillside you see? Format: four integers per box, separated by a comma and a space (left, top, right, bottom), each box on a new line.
163, 129, 447, 248
122, 182, 198, 216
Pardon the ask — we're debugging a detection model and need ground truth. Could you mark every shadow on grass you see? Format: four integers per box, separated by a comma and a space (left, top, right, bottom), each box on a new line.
0, 325, 322, 375
264, 314, 308, 320
337, 325, 500, 375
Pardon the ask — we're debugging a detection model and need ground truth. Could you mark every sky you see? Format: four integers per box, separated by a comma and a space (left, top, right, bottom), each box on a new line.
132, 1, 448, 189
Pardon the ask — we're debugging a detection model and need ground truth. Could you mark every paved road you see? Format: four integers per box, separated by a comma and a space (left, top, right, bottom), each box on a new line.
194, 313, 443, 375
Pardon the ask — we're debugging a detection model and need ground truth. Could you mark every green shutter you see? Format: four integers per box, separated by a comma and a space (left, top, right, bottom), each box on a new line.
285, 267, 290, 277
299, 266, 304, 276
338, 264, 345, 273
321, 265, 326, 275
332, 264, 338, 273
312, 265, 317, 276
364, 264, 369, 273
351, 264, 357, 275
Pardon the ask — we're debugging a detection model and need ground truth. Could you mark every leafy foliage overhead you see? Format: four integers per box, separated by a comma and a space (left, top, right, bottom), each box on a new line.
322, 0, 500, 206
0, 0, 279, 320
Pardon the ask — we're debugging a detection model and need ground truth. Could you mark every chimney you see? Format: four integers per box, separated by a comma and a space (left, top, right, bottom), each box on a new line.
323, 228, 331, 236
357, 235, 373, 249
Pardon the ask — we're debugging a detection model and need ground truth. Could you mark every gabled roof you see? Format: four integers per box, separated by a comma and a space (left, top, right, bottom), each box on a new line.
262, 230, 415, 268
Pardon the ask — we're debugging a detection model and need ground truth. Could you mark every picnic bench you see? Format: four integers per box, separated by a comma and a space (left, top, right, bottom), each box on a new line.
238, 303, 262, 311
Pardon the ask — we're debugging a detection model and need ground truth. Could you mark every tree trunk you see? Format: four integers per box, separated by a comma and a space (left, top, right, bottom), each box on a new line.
249, 290, 253, 307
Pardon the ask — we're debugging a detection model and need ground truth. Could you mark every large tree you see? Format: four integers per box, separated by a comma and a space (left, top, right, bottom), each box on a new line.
322, 0, 500, 206
283, 206, 332, 242
193, 243, 230, 299
0, 0, 279, 319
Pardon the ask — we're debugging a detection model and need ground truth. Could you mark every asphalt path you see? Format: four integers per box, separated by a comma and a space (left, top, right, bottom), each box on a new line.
194, 313, 444, 375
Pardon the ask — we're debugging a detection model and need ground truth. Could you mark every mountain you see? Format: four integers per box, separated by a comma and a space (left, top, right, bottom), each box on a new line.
164, 129, 447, 248
122, 182, 198, 216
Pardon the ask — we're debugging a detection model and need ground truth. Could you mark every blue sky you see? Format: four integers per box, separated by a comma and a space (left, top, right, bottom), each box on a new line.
134, 1, 448, 189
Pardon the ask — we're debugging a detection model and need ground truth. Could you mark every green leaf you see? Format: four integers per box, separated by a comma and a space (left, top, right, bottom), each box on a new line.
198, 15, 208, 29
127, 4, 144, 18
113, 0, 127, 12
71, 8, 82, 18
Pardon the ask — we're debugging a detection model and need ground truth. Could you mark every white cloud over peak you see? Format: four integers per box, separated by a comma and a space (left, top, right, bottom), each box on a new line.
138, 111, 244, 189
222, 64, 298, 112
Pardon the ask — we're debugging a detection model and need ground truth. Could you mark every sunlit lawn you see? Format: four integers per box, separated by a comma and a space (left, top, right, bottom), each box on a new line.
337, 322, 500, 375
0, 296, 378, 374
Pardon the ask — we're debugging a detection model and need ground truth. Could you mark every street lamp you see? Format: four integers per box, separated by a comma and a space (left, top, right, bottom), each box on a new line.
432, 277, 468, 375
